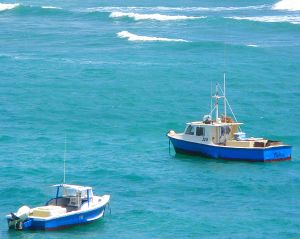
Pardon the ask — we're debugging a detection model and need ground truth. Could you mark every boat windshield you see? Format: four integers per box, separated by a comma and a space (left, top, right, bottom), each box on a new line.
52, 184, 94, 200
62, 187, 77, 197
56, 187, 92, 199
185, 125, 195, 135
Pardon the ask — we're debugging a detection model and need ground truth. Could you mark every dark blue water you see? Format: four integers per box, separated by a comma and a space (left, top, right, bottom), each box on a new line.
0, 0, 299, 238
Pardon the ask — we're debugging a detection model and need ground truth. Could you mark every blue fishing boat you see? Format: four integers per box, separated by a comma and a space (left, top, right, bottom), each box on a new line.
167, 76, 292, 162
6, 184, 110, 230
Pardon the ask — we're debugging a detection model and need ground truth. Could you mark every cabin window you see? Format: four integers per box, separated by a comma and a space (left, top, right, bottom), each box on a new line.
185, 125, 195, 135
61, 188, 77, 197
196, 127, 205, 136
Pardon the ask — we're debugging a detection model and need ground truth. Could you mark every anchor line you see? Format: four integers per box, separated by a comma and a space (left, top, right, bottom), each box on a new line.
168, 139, 171, 156
108, 202, 111, 215
104, 202, 111, 217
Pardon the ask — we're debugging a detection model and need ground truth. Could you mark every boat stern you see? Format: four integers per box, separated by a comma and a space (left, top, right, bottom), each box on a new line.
6, 205, 33, 230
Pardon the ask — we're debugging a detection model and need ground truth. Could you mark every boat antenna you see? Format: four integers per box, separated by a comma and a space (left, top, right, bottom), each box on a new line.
215, 83, 219, 121
223, 26, 227, 121
210, 78, 213, 115
224, 72, 226, 121
63, 135, 67, 184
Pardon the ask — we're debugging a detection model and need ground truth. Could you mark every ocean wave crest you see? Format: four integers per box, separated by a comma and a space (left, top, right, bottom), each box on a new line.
0, 3, 19, 11
0, 3, 65, 14
86, 5, 267, 13
156, 5, 268, 12
110, 12, 204, 21
41, 6, 62, 10
272, 0, 300, 11
226, 15, 300, 24
117, 31, 189, 42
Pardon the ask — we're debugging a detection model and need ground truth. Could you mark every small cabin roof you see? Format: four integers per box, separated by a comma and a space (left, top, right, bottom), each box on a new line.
187, 121, 243, 127
52, 184, 92, 191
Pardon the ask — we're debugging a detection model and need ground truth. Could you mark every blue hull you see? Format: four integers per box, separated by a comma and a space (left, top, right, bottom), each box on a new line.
21, 205, 106, 230
169, 137, 292, 162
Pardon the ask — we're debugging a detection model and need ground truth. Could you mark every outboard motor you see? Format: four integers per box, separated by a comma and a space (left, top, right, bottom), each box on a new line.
6, 205, 31, 230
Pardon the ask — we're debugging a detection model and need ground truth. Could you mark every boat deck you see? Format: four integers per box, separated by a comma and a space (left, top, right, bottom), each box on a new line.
225, 139, 284, 148
30, 205, 66, 218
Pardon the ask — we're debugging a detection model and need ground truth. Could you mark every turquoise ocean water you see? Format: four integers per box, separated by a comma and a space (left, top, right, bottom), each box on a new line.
0, 0, 299, 238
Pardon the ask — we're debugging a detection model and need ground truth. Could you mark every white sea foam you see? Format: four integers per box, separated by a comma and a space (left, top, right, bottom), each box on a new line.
41, 6, 62, 10
110, 12, 204, 21
170, 5, 267, 12
117, 31, 189, 42
0, 3, 19, 11
247, 44, 259, 48
86, 7, 140, 13
227, 16, 300, 24
86, 5, 267, 13
272, 0, 300, 11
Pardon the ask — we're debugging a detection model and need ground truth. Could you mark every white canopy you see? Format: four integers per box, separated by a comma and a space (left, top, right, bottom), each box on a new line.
52, 184, 92, 192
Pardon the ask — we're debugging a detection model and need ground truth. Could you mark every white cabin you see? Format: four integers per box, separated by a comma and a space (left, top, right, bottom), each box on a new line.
182, 119, 243, 145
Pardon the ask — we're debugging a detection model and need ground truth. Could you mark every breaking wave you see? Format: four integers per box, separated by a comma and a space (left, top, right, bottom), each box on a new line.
0, 4, 272, 15
110, 12, 204, 21
0, 3, 19, 11
0, 3, 65, 14
227, 15, 300, 25
117, 31, 189, 42
155, 5, 268, 12
272, 0, 300, 11
86, 5, 267, 13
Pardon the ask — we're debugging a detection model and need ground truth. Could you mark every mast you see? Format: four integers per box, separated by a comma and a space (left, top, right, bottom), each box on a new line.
223, 27, 227, 123
210, 79, 212, 115
215, 83, 219, 121
63, 135, 67, 184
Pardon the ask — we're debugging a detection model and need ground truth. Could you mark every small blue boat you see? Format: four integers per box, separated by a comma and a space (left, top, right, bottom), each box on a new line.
167, 77, 292, 162
6, 184, 110, 230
